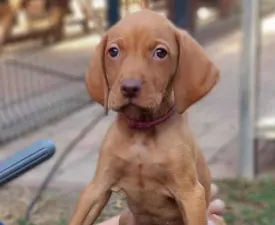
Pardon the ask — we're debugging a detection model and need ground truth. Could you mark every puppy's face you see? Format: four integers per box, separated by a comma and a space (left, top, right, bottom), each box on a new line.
86, 10, 219, 116
105, 15, 178, 115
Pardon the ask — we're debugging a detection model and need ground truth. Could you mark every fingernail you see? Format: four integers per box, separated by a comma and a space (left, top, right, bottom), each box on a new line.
213, 199, 225, 211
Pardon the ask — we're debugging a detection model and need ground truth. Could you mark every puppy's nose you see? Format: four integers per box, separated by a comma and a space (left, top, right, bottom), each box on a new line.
120, 78, 142, 98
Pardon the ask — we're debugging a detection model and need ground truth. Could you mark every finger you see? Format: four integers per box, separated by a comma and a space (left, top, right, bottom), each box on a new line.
209, 199, 225, 215
208, 214, 227, 225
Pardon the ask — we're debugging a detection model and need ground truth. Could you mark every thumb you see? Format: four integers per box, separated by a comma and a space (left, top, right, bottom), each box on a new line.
208, 214, 226, 225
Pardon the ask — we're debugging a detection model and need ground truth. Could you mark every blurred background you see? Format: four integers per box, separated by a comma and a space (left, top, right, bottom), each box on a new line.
0, 0, 275, 224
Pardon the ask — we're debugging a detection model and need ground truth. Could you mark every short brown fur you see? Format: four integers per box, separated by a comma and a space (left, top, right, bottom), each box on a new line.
70, 9, 220, 225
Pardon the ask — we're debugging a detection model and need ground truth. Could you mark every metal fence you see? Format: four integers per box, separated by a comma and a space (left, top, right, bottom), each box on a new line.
0, 51, 90, 144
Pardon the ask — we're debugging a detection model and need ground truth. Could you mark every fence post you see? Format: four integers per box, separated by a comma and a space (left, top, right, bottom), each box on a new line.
107, 0, 121, 28
167, 0, 196, 34
239, 0, 260, 179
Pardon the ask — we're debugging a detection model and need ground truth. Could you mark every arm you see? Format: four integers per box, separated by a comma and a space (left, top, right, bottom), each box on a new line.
168, 151, 208, 225
69, 148, 117, 225
175, 180, 207, 225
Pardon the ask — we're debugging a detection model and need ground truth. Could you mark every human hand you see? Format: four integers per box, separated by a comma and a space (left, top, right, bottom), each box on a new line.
208, 183, 226, 225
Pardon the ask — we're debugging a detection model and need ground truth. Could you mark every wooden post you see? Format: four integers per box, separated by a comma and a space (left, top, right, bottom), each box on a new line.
0, 3, 17, 45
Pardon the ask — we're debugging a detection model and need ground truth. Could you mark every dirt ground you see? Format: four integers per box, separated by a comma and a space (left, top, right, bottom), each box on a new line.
0, 184, 126, 225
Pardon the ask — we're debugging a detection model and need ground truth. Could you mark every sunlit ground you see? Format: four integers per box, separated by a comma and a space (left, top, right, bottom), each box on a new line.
256, 13, 275, 139
262, 13, 275, 34
258, 117, 275, 139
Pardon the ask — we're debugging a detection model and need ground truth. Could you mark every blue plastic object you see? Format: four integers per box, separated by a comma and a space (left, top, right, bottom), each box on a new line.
0, 140, 56, 187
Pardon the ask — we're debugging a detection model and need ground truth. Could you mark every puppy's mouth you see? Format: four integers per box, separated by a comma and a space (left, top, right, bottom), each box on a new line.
117, 102, 150, 113
114, 102, 153, 120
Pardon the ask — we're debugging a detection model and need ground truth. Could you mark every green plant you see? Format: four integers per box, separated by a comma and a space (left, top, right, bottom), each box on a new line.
17, 219, 35, 225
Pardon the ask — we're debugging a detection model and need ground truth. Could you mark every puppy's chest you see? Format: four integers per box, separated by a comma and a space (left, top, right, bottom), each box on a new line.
124, 142, 167, 171
113, 139, 172, 190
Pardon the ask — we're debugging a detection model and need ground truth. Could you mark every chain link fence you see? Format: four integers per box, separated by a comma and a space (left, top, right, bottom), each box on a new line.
0, 0, 109, 145
0, 49, 91, 144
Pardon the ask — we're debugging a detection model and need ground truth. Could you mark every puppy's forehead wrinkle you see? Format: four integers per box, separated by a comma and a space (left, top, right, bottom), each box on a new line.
107, 10, 175, 45
108, 26, 173, 42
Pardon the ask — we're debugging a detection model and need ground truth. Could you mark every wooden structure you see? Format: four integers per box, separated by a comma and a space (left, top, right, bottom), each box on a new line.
0, 0, 93, 48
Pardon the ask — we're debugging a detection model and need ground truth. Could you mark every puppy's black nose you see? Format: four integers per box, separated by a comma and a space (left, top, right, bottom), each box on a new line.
120, 78, 142, 98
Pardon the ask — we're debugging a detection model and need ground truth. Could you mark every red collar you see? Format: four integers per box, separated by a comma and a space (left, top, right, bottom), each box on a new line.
121, 106, 176, 129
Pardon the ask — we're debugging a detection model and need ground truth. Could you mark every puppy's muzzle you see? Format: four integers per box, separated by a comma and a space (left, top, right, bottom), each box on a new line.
120, 78, 142, 99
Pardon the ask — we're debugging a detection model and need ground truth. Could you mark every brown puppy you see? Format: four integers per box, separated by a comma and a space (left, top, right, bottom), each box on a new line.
69, 9, 219, 225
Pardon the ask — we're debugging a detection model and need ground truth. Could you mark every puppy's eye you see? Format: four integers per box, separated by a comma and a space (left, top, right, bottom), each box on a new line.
108, 47, 119, 58
153, 48, 168, 59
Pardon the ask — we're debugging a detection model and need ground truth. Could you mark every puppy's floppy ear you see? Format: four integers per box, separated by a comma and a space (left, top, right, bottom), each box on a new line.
85, 35, 109, 109
173, 29, 220, 114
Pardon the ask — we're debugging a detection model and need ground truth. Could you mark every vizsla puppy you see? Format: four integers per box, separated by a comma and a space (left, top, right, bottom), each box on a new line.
69, 9, 220, 225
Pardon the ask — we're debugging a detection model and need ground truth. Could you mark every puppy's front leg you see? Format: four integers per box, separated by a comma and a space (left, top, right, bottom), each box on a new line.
69, 181, 111, 225
170, 161, 207, 225
69, 149, 117, 225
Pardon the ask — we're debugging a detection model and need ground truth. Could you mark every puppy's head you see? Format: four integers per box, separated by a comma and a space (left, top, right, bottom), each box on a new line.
86, 10, 219, 116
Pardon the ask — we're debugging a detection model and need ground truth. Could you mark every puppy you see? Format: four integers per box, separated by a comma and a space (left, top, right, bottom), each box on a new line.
69, 9, 219, 225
